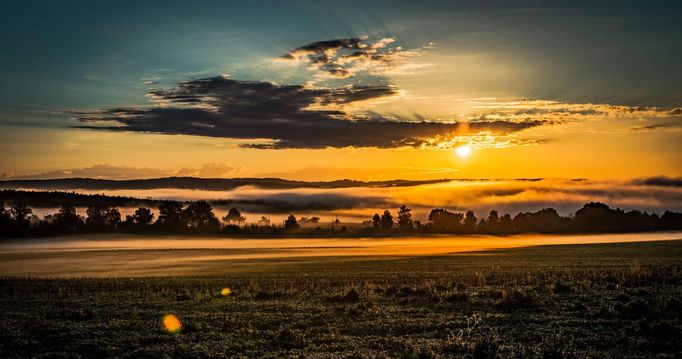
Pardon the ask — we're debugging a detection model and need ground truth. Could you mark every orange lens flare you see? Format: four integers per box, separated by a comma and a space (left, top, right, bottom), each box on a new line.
163, 314, 182, 333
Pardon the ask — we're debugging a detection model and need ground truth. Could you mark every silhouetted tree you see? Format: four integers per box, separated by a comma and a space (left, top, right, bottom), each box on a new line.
397, 205, 413, 230
371, 213, 381, 229
463, 211, 477, 232
380, 210, 394, 230
258, 216, 271, 226
132, 207, 154, 226
223, 208, 246, 226
573, 202, 619, 232
284, 215, 300, 230
513, 208, 568, 233
428, 208, 463, 232
661, 211, 682, 230
499, 213, 514, 233
53, 204, 82, 230
476, 218, 488, 233
183, 201, 220, 230
0, 201, 12, 233
156, 201, 185, 229
487, 210, 501, 233
85, 205, 120, 230
10, 201, 33, 228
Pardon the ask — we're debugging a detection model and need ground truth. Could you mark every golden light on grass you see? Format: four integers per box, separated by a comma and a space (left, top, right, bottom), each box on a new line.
163, 314, 182, 333
220, 287, 232, 296
456, 144, 471, 158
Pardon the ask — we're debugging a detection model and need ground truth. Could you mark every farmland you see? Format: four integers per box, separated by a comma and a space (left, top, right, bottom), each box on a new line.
1, 237, 681, 358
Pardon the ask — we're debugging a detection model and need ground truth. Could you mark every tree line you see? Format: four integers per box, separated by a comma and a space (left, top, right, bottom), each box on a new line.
0, 200, 304, 237
364, 203, 682, 234
1, 199, 681, 238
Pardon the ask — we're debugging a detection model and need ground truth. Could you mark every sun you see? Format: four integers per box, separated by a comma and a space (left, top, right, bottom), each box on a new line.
455, 144, 472, 158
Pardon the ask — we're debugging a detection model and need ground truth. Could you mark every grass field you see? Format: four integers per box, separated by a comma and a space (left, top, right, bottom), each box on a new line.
1, 238, 681, 358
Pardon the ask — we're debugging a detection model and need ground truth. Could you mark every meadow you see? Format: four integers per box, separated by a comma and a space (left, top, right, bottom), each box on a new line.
0, 237, 681, 358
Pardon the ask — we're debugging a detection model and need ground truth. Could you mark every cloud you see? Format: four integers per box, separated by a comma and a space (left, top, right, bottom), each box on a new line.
5, 163, 241, 180
73, 76, 542, 149
463, 98, 681, 122
70, 38, 679, 150
632, 176, 682, 188
276, 36, 425, 79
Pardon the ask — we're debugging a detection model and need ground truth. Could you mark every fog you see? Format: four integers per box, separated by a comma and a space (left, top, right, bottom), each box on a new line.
1, 232, 680, 277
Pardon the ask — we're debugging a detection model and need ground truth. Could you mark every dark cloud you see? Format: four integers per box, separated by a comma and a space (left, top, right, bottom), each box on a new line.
278, 36, 422, 79
632, 177, 682, 188
74, 76, 542, 149
280, 38, 364, 60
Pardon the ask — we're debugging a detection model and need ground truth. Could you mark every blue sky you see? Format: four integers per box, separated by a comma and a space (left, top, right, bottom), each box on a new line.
0, 0, 681, 180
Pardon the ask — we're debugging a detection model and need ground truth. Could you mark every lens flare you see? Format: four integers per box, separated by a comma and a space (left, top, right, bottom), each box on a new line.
163, 314, 182, 333
220, 287, 232, 296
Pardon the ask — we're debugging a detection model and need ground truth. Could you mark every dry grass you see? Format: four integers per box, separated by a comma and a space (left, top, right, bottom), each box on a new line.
0, 240, 680, 358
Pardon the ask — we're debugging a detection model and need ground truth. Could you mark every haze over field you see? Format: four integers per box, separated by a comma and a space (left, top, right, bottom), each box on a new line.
1, 232, 681, 277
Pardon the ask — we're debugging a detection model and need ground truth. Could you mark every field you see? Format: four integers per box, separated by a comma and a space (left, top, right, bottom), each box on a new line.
1, 238, 681, 358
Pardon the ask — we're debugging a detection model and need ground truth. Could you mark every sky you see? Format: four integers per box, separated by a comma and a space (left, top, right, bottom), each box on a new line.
1, 0, 681, 182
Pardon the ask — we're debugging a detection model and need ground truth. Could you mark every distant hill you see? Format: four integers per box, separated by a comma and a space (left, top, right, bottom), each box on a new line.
0, 189, 389, 213
0, 177, 450, 191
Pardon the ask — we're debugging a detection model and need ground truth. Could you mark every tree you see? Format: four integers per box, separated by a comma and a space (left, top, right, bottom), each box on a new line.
661, 211, 682, 230
284, 215, 300, 230
380, 210, 393, 230
258, 216, 271, 227
10, 201, 32, 228
397, 205, 413, 230
157, 201, 185, 229
86, 205, 106, 229
428, 208, 463, 232
513, 208, 567, 233
463, 211, 477, 233
499, 213, 513, 233
371, 213, 381, 229
53, 203, 82, 229
223, 208, 246, 226
132, 207, 154, 226
106, 208, 121, 228
86, 205, 120, 229
476, 218, 488, 233
183, 201, 219, 230
573, 202, 619, 232
0, 201, 12, 233
487, 210, 500, 233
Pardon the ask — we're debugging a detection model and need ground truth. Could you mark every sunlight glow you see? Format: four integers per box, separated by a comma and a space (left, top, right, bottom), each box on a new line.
163, 314, 182, 333
456, 144, 471, 158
